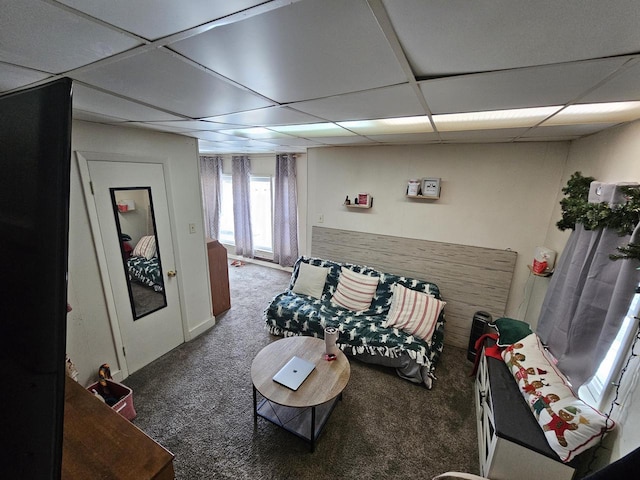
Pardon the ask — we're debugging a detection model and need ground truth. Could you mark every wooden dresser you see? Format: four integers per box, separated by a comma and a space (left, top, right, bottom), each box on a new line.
207, 238, 231, 316
62, 376, 175, 479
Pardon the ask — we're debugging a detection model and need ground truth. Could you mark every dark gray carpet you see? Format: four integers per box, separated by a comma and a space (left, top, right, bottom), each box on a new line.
124, 262, 479, 479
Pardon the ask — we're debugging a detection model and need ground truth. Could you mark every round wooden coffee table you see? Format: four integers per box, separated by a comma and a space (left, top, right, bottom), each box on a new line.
251, 336, 350, 451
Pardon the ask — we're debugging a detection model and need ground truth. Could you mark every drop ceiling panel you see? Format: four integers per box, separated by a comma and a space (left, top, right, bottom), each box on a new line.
206, 106, 322, 126
56, 0, 266, 40
73, 84, 183, 121
383, 0, 640, 76
313, 136, 376, 146
420, 57, 631, 114
366, 132, 441, 144
186, 131, 249, 142
73, 110, 128, 124
521, 124, 615, 138
578, 59, 640, 104
290, 84, 426, 121
170, 0, 407, 103
439, 128, 529, 142
141, 120, 236, 131
72, 49, 274, 117
0, 0, 141, 73
0, 63, 51, 92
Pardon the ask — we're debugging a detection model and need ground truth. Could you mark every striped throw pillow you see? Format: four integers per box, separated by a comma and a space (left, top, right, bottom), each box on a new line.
132, 235, 157, 260
331, 267, 379, 312
384, 283, 445, 343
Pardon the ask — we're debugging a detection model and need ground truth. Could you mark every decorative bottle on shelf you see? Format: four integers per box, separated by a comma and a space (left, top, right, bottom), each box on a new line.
354, 196, 359, 205
344, 195, 350, 205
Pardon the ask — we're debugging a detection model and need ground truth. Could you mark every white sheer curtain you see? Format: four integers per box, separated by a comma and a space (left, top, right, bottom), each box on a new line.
537, 183, 640, 386
199, 155, 223, 240
273, 154, 299, 267
232, 155, 254, 258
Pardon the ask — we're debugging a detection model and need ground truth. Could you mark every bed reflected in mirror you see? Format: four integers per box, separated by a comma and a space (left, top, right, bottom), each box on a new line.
110, 187, 167, 320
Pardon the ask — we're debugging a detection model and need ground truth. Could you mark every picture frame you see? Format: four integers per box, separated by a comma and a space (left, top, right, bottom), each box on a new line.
421, 178, 441, 198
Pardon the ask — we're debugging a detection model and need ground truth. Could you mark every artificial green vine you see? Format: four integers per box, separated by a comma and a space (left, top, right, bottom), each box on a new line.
557, 171, 640, 262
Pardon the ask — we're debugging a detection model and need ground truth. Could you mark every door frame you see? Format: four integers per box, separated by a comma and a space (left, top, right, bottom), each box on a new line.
76, 151, 188, 380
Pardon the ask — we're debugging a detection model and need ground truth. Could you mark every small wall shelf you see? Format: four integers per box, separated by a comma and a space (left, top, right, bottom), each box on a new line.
345, 203, 372, 209
406, 194, 439, 200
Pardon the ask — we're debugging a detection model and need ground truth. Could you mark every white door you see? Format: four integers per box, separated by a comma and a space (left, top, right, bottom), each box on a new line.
87, 160, 184, 374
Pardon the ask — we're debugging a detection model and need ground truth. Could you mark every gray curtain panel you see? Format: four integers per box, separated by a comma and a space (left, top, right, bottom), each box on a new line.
232, 155, 254, 258
537, 183, 640, 387
200, 155, 222, 240
273, 154, 299, 267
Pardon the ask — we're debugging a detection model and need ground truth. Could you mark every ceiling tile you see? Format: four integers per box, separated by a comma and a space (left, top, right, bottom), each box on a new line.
290, 84, 426, 121
73, 110, 128, 124
366, 132, 440, 144
205, 106, 322, 126
420, 57, 631, 114
141, 120, 233, 131
522, 124, 616, 138
313, 136, 376, 146
578, 59, 640, 104
56, 0, 266, 40
187, 131, 249, 142
0, 0, 141, 73
439, 128, 529, 142
0, 63, 51, 92
383, 0, 640, 76
72, 49, 274, 117
73, 83, 183, 121
170, 0, 407, 103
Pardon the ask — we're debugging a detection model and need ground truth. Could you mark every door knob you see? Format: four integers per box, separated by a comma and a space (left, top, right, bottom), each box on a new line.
167, 270, 177, 277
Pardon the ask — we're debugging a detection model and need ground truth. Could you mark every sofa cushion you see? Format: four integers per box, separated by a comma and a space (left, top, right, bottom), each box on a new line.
502, 333, 615, 462
383, 283, 445, 343
291, 262, 329, 299
331, 267, 379, 311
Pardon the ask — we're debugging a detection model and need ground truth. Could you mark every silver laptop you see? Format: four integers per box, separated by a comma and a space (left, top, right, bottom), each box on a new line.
272, 356, 316, 391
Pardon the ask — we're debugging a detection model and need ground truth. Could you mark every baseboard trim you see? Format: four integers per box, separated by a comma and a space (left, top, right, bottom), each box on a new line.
188, 315, 216, 341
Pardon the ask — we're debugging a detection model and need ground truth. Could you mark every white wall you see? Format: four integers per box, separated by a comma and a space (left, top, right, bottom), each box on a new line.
306, 142, 570, 324
66, 121, 212, 385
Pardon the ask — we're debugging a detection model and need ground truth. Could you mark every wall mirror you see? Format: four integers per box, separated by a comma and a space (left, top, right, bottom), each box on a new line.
110, 187, 167, 320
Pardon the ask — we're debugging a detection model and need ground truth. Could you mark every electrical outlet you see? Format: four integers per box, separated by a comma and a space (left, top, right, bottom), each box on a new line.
318, 214, 324, 223
189, 223, 196, 234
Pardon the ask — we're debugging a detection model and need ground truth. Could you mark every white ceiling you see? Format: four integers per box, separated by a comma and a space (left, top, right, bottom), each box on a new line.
2, 0, 640, 154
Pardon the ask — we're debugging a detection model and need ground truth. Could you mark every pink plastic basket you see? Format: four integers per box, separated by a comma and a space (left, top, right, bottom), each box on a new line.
87, 379, 137, 421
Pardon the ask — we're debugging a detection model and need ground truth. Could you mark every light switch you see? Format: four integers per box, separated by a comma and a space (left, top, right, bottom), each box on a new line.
189, 223, 196, 234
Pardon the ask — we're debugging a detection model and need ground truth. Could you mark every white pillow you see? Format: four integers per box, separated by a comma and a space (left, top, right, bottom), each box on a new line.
383, 283, 445, 343
292, 262, 329, 299
331, 267, 379, 311
132, 235, 157, 260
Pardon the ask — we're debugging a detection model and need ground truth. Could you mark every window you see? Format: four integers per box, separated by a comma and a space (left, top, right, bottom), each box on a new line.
218, 174, 274, 256
580, 289, 640, 409
218, 174, 234, 245
249, 176, 273, 253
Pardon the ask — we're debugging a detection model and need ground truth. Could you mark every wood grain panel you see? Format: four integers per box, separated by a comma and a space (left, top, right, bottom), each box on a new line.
311, 227, 517, 349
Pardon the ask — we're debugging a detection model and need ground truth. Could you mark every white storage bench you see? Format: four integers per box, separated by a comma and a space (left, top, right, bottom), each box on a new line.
475, 349, 577, 480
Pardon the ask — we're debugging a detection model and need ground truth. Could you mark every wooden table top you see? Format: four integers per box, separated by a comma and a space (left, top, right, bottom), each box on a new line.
251, 336, 350, 408
62, 376, 174, 480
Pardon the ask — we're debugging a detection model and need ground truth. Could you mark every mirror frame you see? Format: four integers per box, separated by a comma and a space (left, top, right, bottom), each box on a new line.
109, 186, 167, 320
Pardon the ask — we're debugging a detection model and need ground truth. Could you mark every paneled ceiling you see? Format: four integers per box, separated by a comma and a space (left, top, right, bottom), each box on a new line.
2, 0, 640, 153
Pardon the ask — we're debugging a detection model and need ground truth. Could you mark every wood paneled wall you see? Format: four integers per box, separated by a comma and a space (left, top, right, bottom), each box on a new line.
311, 227, 517, 349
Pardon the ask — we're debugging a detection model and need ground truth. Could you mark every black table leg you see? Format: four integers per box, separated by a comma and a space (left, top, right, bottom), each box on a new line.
253, 386, 257, 424
310, 406, 316, 452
